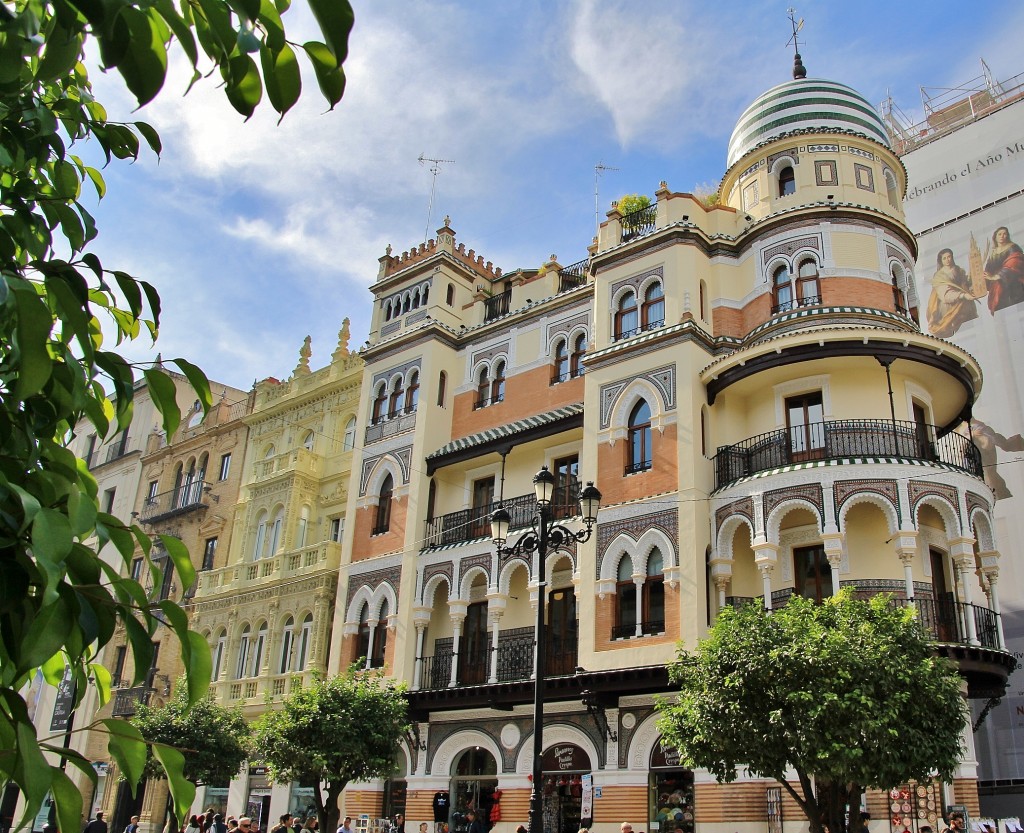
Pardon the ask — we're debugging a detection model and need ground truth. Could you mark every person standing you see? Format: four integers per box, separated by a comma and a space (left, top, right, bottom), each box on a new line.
83, 812, 108, 833
123, 816, 140, 833
336, 817, 354, 833
465, 812, 484, 833
393, 815, 405, 833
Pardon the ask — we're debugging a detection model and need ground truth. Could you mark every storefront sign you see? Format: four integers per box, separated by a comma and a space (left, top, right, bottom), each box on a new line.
651, 742, 682, 769
580, 775, 593, 819
541, 744, 589, 772
49, 672, 76, 732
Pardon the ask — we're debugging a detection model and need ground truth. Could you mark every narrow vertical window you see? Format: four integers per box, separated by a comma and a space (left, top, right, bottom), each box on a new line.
437, 371, 447, 407
772, 264, 793, 312
627, 400, 653, 473
374, 474, 394, 535
778, 165, 795, 196
553, 339, 569, 383
279, 617, 295, 674
615, 557, 636, 638
202, 537, 218, 571
342, 417, 356, 451
491, 360, 506, 403
615, 291, 639, 339
642, 281, 665, 329
219, 452, 231, 481
570, 333, 587, 378
405, 371, 420, 412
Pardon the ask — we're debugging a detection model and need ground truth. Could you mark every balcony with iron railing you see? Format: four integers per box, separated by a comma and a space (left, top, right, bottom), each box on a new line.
771, 294, 822, 315
86, 436, 139, 469
557, 258, 589, 293
423, 487, 581, 549
611, 619, 665, 640
417, 628, 578, 691
620, 204, 657, 243
139, 480, 208, 523
484, 288, 512, 322
613, 316, 665, 342
713, 419, 982, 490
111, 686, 150, 717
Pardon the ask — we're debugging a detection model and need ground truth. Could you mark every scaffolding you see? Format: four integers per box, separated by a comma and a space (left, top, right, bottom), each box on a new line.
879, 59, 1024, 156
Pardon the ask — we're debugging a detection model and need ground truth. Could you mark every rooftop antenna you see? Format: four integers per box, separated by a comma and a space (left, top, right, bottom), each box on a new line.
786, 7, 806, 79
418, 153, 455, 243
595, 161, 619, 236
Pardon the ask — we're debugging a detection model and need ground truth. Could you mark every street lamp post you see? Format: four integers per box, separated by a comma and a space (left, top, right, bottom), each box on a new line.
491, 467, 601, 833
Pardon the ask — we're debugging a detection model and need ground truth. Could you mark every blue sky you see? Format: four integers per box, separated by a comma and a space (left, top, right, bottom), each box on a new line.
85, 0, 1024, 395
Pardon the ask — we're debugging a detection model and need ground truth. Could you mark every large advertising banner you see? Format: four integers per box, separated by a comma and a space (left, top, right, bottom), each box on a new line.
903, 100, 1024, 783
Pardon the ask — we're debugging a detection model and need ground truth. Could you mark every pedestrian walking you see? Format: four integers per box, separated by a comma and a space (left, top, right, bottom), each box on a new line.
83, 812, 108, 833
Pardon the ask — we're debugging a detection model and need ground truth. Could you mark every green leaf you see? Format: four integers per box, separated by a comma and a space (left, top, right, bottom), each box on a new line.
158, 535, 194, 593
21, 592, 75, 670
307, 0, 353, 65
32, 507, 74, 563
134, 121, 162, 156
11, 284, 54, 400
260, 42, 300, 119
122, 616, 154, 686
223, 53, 262, 118
152, 0, 199, 69
102, 718, 147, 790
143, 367, 181, 439
114, 7, 169, 107
154, 743, 197, 827
113, 270, 144, 319
257, 0, 285, 51
302, 42, 345, 109
14, 723, 51, 829
184, 630, 212, 703
51, 767, 84, 833
170, 357, 211, 414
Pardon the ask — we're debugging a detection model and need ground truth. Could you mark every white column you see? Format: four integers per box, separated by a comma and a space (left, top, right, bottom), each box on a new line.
364, 620, 378, 670
759, 564, 774, 609
952, 552, 978, 645
892, 530, 919, 600
987, 575, 1005, 649
413, 623, 427, 690
449, 619, 463, 687
752, 541, 779, 610
633, 575, 644, 636
822, 532, 845, 597
488, 615, 501, 683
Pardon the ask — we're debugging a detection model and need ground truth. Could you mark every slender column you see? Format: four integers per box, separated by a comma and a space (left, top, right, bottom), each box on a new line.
413, 623, 427, 690
713, 576, 729, 614
952, 552, 978, 645
364, 620, 378, 670
892, 530, 919, 600
489, 614, 502, 683
448, 603, 467, 687
759, 564, 774, 609
987, 574, 1006, 649
900, 554, 915, 600
822, 532, 845, 597
752, 541, 778, 610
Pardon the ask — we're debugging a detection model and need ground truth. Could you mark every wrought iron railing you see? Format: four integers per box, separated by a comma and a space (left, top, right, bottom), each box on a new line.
713, 419, 982, 489
771, 294, 822, 315
558, 258, 589, 292
484, 288, 512, 321
614, 317, 664, 342
611, 619, 665, 640
419, 633, 577, 689
496, 629, 535, 682
139, 480, 208, 523
625, 458, 652, 476
423, 490, 580, 549
419, 652, 453, 690
621, 204, 657, 242
473, 392, 504, 410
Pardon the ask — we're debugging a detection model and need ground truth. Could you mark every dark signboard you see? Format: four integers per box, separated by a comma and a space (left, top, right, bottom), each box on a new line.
541, 743, 590, 772
49, 673, 77, 733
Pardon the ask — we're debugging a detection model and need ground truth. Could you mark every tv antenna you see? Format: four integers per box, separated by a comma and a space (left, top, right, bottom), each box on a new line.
595, 161, 619, 236
418, 153, 455, 243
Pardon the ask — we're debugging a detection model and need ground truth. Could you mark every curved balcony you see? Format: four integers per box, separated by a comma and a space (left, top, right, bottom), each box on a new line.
713, 419, 981, 490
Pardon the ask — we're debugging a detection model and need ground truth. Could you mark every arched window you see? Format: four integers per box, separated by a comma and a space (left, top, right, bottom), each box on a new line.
422, 285, 430, 304
446, 284, 455, 306
296, 505, 309, 548
356, 603, 370, 662
412, 289, 421, 309
491, 360, 506, 404
615, 557, 636, 639
253, 511, 268, 560
627, 400, 652, 474
383, 300, 391, 321
251, 622, 267, 676
279, 617, 295, 674
342, 417, 356, 452
264, 444, 276, 459
198, 453, 208, 484
180, 459, 196, 508
699, 279, 708, 321
772, 264, 793, 312
553, 339, 569, 383
404, 371, 420, 413
778, 165, 795, 197
570, 333, 587, 378
172, 463, 183, 507
797, 258, 820, 303
268, 507, 283, 554
212, 630, 227, 681
235, 625, 251, 679
891, 263, 907, 313
402, 294, 411, 314
370, 599, 389, 668
388, 377, 404, 418
437, 371, 447, 407
371, 383, 387, 424
373, 473, 393, 535
615, 290, 639, 340
297, 613, 313, 670
642, 281, 665, 329
643, 548, 665, 635
475, 367, 490, 409
302, 429, 315, 452
884, 169, 899, 209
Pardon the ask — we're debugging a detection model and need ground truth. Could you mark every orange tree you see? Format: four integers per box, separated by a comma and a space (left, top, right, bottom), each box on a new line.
0, 1, 352, 830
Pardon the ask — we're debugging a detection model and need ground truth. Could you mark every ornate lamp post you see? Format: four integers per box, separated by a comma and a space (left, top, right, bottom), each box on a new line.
491, 467, 601, 833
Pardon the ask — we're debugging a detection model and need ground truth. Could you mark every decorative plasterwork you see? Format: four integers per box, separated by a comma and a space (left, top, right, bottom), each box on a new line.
908, 480, 961, 526
762, 234, 822, 267
833, 479, 900, 527
371, 358, 422, 388
609, 264, 664, 297
715, 498, 755, 533
596, 511, 678, 578
599, 365, 676, 429
764, 483, 824, 524
345, 565, 401, 611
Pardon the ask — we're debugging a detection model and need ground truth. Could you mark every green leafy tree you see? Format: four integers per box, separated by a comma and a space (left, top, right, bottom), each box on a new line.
132, 682, 251, 786
617, 192, 651, 218
656, 591, 967, 833
253, 668, 409, 833
0, 2, 352, 831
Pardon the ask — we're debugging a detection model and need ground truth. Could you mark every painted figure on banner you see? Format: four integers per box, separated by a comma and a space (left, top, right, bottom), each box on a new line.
927, 247, 979, 337
984, 225, 1024, 312
970, 418, 1024, 500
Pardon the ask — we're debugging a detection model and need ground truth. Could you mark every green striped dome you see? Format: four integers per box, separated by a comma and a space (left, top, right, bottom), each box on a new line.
727, 77, 890, 167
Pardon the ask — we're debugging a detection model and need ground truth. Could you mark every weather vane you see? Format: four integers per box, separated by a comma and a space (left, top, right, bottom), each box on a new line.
786, 7, 807, 79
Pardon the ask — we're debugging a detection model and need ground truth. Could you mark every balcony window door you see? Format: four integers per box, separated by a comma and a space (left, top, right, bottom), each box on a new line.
371, 384, 387, 424
615, 557, 636, 639
642, 281, 665, 329
370, 600, 389, 668
627, 400, 653, 473
778, 165, 796, 196
786, 392, 825, 462
297, 614, 313, 670
279, 617, 295, 674
374, 474, 394, 535
405, 371, 420, 412
546, 588, 577, 675
615, 290, 639, 340
554, 339, 569, 383
643, 548, 665, 634
570, 332, 587, 378
471, 477, 495, 538
913, 402, 935, 460
794, 545, 832, 602
930, 548, 959, 642
797, 258, 820, 303
388, 379, 404, 419
491, 361, 506, 404
461, 601, 489, 685
356, 603, 371, 663
476, 367, 490, 409
552, 455, 579, 519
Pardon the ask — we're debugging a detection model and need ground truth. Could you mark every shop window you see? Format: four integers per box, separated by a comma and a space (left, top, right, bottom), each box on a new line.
627, 399, 652, 474
794, 544, 832, 602
642, 281, 665, 329
797, 258, 820, 303
778, 165, 796, 197
373, 474, 394, 535
643, 548, 665, 634
570, 332, 586, 378
451, 748, 498, 833
649, 742, 695, 833
772, 264, 793, 313
370, 599, 389, 668
786, 392, 825, 461
615, 290, 639, 340
614, 556, 636, 639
